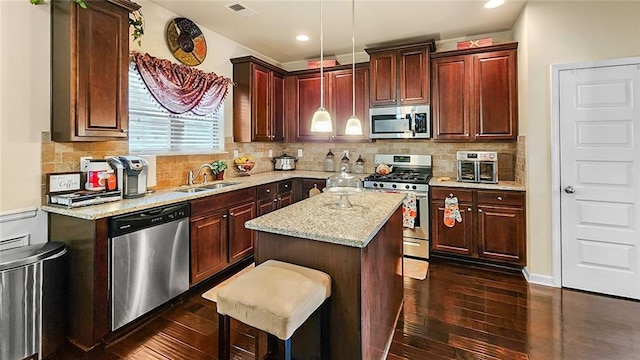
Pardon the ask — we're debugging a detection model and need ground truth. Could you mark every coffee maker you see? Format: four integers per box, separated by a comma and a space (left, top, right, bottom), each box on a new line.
108, 156, 149, 198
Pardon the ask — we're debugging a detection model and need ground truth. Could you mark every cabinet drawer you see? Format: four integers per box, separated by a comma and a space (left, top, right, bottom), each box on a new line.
477, 190, 524, 206
277, 180, 293, 193
431, 187, 473, 202
191, 188, 256, 215
256, 182, 277, 199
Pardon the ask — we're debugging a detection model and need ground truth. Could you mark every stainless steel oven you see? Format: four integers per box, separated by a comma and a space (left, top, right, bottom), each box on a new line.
456, 151, 498, 184
363, 154, 432, 260
370, 105, 430, 139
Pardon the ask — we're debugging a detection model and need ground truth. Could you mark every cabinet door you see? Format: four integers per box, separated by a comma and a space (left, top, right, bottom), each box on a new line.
296, 73, 331, 141
190, 211, 228, 285
431, 200, 475, 256
251, 64, 272, 142
431, 55, 473, 140
300, 179, 326, 201
330, 68, 370, 141
399, 47, 429, 105
272, 72, 285, 141
369, 51, 397, 107
257, 196, 278, 216
473, 50, 518, 140
228, 201, 256, 264
477, 204, 525, 265
278, 191, 293, 208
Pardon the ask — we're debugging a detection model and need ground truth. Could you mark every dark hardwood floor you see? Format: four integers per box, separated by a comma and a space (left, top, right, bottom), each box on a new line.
50, 260, 640, 360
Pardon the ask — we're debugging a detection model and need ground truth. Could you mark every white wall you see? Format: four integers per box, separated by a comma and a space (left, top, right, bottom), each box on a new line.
514, 1, 640, 277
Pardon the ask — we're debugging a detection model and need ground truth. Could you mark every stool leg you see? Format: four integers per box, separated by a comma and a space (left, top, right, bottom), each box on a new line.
218, 313, 231, 360
275, 338, 292, 360
320, 300, 331, 360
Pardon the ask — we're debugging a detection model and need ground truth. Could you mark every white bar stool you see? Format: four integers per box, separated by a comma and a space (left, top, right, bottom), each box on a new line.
216, 260, 332, 360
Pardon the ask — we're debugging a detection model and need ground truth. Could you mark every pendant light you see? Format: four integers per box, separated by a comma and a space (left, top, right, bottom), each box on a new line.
344, 0, 363, 135
310, 0, 333, 133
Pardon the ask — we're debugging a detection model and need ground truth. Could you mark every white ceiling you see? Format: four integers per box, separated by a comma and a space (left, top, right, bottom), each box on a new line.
148, 0, 527, 63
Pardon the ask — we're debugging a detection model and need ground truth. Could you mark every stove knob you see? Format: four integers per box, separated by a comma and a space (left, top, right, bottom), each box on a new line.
379, 183, 384, 188
392, 184, 397, 189
373, 183, 378, 187
405, 185, 410, 189
412, 185, 417, 190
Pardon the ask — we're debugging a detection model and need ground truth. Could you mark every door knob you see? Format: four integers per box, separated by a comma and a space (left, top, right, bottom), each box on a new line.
564, 186, 575, 194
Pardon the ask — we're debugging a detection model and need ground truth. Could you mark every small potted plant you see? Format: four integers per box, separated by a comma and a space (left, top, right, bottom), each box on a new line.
211, 160, 228, 180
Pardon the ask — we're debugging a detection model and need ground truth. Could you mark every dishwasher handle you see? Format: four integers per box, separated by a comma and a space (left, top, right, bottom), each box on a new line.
109, 202, 190, 237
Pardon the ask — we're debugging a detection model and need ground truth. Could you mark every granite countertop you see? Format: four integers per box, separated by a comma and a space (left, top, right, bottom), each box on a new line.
429, 179, 525, 191
245, 191, 405, 248
42, 170, 338, 220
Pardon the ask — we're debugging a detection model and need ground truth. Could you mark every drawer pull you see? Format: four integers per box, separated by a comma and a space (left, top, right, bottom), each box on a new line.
497, 196, 503, 201
273, 199, 278, 202
266, 189, 270, 193
467, 208, 472, 211
478, 209, 483, 213
449, 193, 454, 198
222, 214, 228, 218
284, 184, 289, 188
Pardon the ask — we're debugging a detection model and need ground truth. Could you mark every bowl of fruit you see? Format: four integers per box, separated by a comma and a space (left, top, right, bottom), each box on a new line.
234, 156, 255, 176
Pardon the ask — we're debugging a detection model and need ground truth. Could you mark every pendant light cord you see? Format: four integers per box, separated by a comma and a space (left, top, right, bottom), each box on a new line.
351, 0, 356, 116
320, 0, 324, 108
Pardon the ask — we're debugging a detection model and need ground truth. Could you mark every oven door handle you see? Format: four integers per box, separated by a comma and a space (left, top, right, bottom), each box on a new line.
403, 240, 422, 247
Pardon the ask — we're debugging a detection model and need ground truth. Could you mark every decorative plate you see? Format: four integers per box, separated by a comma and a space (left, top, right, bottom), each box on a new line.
166, 17, 207, 66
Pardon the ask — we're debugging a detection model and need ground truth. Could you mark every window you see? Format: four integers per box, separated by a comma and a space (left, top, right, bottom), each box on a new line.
128, 62, 223, 154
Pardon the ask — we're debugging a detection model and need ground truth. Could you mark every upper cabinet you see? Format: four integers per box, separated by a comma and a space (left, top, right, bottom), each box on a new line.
365, 41, 435, 107
290, 65, 370, 142
431, 43, 518, 141
51, 0, 139, 142
232, 57, 286, 142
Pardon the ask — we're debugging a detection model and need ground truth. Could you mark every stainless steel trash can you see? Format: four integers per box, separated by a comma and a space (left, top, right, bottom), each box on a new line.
0, 242, 67, 360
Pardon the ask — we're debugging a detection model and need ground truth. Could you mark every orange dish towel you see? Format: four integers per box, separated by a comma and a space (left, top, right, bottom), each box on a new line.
402, 193, 417, 228
444, 197, 462, 227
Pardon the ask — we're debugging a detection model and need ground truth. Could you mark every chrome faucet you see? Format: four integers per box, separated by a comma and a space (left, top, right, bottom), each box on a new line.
187, 163, 214, 185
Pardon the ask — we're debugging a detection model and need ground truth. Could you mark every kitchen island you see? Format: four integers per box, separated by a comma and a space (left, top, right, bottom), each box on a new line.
245, 191, 406, 360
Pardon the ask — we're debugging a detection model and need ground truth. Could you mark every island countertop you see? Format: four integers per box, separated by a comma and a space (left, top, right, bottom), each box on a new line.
245, 191, 405, 248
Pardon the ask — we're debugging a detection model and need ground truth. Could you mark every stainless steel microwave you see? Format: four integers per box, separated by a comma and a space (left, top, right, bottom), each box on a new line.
369, 105, 430, 139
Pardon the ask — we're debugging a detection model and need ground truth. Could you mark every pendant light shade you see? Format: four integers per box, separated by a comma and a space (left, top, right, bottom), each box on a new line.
310, 0, 333, 133
345, 0, 363, 136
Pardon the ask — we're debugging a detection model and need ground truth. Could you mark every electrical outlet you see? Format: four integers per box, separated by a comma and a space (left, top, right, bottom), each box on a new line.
343, 150, 349, 158
80, 157, 93, 172
233, 150, 239, 159
268, 149, 273, 158
297, 149, 304, 157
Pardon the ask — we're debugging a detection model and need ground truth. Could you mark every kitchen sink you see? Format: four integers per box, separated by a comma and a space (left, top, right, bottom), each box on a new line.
175, 187, 209, 193
175, 182, 240, 194
200, 182, 240, 190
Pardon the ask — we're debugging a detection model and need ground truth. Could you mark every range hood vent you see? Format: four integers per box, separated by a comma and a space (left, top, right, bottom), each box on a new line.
226, 3, 257, 17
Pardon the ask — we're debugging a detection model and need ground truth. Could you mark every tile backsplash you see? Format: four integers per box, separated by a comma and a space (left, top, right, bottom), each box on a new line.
41, 132, 520, 203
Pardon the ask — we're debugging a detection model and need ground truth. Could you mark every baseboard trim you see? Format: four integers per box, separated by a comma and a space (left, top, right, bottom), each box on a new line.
522, 267, 556, 287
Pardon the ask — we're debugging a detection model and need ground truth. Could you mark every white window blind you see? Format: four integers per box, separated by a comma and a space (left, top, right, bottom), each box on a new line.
128, 62, 223, 154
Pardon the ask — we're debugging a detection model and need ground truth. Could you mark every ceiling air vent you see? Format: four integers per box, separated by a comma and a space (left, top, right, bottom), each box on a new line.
226, 3, 257, 17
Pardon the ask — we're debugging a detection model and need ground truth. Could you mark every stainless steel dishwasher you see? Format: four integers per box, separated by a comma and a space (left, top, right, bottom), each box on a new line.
109, 202, 190, 331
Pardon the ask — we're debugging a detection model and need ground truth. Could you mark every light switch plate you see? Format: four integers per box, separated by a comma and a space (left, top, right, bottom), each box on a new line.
233, 150, 239, 159
80, 157, 93, 172
297, 149, 304, 157
268, 149, 273, 157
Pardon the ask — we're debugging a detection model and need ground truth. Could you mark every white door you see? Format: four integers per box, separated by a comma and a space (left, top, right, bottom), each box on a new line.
560, 62, 640, 299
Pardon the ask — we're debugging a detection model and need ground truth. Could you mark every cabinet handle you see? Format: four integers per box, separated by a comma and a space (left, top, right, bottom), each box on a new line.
497, 196, 503, 201
222, 214, 228, 218
478, 209, 483, 213
273, 199, 278, 202
284, 184, 289, 188
278, 197, 282, 201
449, 193, 454, 198
120, 128, 128, 133
266, 189, 270, 193
229, 212, 235, 217
467, 208, 472, 211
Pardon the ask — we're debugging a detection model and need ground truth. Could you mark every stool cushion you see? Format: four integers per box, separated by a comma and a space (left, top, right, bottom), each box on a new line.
216, 260, 331, 340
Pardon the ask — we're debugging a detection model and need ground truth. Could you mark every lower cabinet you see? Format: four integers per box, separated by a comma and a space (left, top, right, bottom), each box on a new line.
296, 178, 327, 202
430, 186, 526, 267
190, 188, 256, 285
256, 180, 293, 216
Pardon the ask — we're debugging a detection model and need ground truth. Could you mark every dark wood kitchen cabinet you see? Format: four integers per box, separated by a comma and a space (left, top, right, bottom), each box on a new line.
430, 186, 526, 267
295, 178, 327, 202
190, 187, 256, 285
256, 180, 294, 216
232, 56, 285, 142
51, 0, 139, 141
290, 64, 370, 142
365, 40, 435, 107
431, 43, 518, 141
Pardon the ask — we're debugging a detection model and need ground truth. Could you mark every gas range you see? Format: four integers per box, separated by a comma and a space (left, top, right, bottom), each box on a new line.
363, 154, 432, 193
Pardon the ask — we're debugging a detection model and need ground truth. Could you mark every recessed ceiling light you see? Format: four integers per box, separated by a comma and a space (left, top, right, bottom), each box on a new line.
484, 0, 505, 9
296, 34, 310, 42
